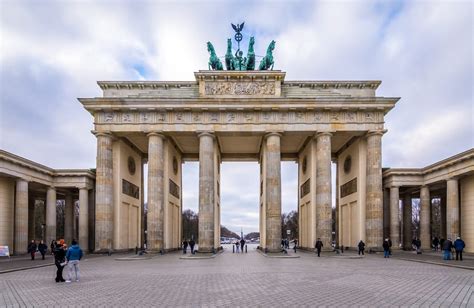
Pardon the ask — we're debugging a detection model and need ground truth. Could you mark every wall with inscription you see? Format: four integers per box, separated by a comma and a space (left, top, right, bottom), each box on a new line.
337, 138, 367, 247
112, 140, 142, 250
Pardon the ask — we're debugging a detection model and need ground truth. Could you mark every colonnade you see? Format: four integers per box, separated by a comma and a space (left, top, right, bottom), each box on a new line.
388, 178, 461, 250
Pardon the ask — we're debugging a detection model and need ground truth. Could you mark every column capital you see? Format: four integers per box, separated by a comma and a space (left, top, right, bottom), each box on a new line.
390, 185, 399, 189
197, 131, 215, 139
92, 130, 112, 137
365, 129, 387, 138
47, 186, 56, 191
147, 131, 165, 139
314, 131, 333, 138
264, 131, 282, 139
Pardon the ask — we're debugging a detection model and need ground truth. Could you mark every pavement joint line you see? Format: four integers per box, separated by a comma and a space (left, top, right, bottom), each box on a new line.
256, 249, 300, 258
396, 257, 474, 270
0, 263, 54, 274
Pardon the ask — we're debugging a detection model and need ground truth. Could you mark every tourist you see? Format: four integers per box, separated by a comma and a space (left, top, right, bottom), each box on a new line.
415, 238, 421, 254
383, 239, 390, 258
358, 240, 365, 255
27, 240, 37, 260
432, 237, 439, 252
235, 241, 240, 253
189, 239, 195, 254
281, 239, 285, 249
442, 238, 453, 260
54, 240, 67, 282
38, 240, 47, 260
50, 240, 56, 255
315, 238, 323, 257
293, 239, 298, 253
182, 239, 188, 254
240, 238, 245, 253
453, 237, 466, 261
66, 239, 83, 283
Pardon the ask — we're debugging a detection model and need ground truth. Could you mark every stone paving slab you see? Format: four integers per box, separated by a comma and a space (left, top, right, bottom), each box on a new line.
0, 244, 472, 307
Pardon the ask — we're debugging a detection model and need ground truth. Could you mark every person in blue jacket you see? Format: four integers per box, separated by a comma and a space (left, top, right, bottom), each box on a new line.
453, 237, 466, 261
65, 239, 83, 283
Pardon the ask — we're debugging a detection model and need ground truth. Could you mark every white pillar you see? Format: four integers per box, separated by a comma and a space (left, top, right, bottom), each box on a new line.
198, 132, 215, 253
14, 179, 29, 254
315, 132, 332, 249
45, 187, 57, 245
147, 132, 165, 251
446, 178, 459, 240
79, 188, 89, 251
420, 186, 431, 249
389, 186, 400, 249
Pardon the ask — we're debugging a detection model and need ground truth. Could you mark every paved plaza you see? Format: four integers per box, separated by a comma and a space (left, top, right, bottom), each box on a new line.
1, 244, 473, 307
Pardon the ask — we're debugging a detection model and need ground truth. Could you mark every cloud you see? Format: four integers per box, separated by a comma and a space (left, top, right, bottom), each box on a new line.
1, 0, 472, 234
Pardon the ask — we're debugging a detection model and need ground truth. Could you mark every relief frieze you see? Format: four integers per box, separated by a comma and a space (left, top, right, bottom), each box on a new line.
204, 81, 275, 96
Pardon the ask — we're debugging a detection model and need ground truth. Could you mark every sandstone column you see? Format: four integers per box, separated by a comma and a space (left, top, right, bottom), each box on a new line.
198, 132, 215, 253
45, 186, 57, 245
265, 133, 282, 252
403, 194, 412, 250
315, 132, 332, 249
389, 186, 400, 249
79, 188, 89, 251
147, 132, 165, 251
419, 186, 431, 249
366, 131, 384, 248
64, 193, 73, 244
28, 195, 35, 242
14, 179, 28, 254
95, 132, 113, 252
446, 178, 459, 240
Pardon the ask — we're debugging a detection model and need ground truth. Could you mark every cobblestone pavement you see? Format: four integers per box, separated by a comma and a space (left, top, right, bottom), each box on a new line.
1, 244, 473, 307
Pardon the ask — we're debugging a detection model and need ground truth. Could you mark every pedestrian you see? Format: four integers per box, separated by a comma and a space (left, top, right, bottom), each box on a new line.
182, 239, 188, 254
453, 237, 466, 261
54, 240, 66, 282
315, 238, 323, 257
442, 238, 453, 260
240, 238, 245, 253
50, 240, 56, 255
383, 238, 390, 258
27, 240, 37, 260
65, 239, 83, 283
189, 239, 195, 254
235, 241, 240, 253
415, 238, 422, 254
358, 240, 365, 255
432, 237, 439, 252
293, 239, 298, 253
38, 240, 48, 260
281, 239, 285, 249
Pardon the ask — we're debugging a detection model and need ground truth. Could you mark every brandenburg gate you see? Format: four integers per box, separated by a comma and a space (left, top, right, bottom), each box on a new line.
79, 70, 398, 253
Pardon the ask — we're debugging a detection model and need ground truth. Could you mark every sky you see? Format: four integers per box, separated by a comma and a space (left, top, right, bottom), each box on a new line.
1, 0, 472, 234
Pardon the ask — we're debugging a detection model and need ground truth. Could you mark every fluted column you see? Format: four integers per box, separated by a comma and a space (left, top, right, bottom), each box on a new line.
389, 186, 400, 249
265, 133, 282, 252
79, 188, 89, 251
147, 132, 165, 251
420, 186, 431, 249
403, 194, 412, 249
14, 179, 28, 254
198, 132, 215, 252
95, 132, 113, 252
366, 131, 384, 248
45, 187, 57, 245
446, 178, 459, 240
315, 132, 332, 249
64, 193, 73, 244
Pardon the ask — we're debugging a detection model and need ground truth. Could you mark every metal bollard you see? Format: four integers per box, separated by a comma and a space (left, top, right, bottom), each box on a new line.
233, 245, 235, 253
245, 245, 247, 253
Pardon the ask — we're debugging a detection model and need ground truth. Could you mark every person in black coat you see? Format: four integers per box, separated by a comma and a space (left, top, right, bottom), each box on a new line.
358, 240, 365, 255
383, 239, 390, 258
27, 240, 37, 260
315, 238, 323, 257
50, 240, 56, 255
54, 242, 66, 282
240, 238, 245, 252
38, 240, 48, 260
189, 239, 195, 254
182, 239, 188, 254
